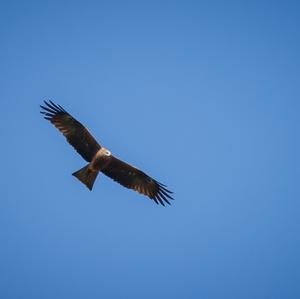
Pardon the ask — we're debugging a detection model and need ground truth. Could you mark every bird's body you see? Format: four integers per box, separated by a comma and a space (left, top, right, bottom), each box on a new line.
40, 101, 173, 205
90, 148, 112, 172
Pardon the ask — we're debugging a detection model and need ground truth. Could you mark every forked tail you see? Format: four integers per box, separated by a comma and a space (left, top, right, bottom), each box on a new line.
72, 164, 98, 191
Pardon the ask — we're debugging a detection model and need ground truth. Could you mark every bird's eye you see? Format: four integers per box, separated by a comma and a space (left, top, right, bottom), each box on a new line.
105, 150, 111, 156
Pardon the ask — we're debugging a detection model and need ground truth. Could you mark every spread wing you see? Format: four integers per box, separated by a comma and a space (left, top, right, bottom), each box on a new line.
102, 156, 174, 206
40, 100, 101, 162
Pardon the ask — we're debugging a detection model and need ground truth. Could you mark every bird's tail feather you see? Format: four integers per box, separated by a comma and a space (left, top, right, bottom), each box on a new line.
72, 164, 98, 191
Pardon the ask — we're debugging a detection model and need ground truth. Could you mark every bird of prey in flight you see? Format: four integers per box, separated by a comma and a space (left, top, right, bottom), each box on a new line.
40, 101, 173, 206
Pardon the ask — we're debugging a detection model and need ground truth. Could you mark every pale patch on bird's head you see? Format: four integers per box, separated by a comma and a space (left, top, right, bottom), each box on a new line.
103, 149, 111, 156
97, 147, 112, 157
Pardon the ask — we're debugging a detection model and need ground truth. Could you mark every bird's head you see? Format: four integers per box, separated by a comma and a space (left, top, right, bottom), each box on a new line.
97, 147, 112, 158
103, 148, 112, 157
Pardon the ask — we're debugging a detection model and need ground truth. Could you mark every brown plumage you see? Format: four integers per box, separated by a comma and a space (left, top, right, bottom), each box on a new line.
40, 100, 173, 206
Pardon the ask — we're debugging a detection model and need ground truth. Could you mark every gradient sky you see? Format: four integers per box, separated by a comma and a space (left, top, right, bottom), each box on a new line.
1, 1, 300, 298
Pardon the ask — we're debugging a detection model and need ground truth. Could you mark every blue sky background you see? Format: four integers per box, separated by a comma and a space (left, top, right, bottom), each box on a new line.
1, 1, 299, 298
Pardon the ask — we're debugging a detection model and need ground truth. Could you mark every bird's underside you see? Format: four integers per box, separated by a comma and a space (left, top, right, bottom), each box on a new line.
40, 100, 174, 206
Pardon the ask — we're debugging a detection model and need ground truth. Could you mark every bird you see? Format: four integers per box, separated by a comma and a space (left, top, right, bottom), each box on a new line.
40, 100, 174, 206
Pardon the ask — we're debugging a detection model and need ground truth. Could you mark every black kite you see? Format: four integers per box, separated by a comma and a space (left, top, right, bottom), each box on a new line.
40, 101, 173, 206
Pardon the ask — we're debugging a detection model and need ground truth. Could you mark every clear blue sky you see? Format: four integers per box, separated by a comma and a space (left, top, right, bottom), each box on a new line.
1, 1, 299, 298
